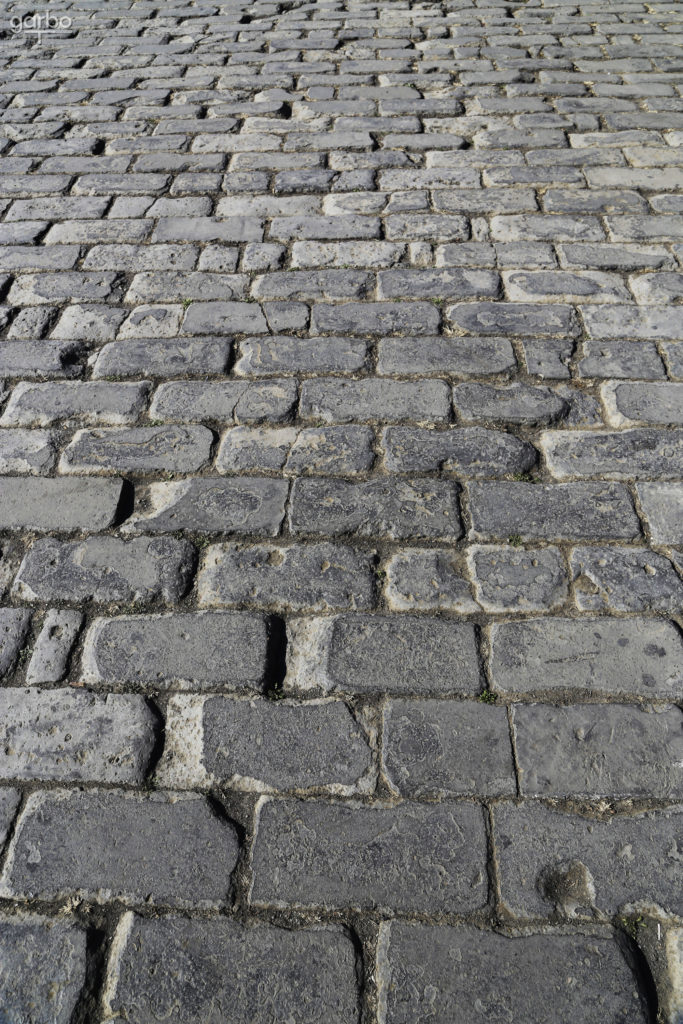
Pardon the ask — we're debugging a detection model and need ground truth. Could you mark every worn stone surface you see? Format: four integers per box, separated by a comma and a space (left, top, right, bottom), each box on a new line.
494, 802, 683, 918
106, 915, 360, 1024
82, 612, 268, 690
198, 542, 375, 612
26, 609, 83, 684
13, 536, 195, 604
1, 790, 239, 906
491, 618, 683, 698
0, 915, 87, 1024
383, 700, 515, 798
251, 799, 487, 913
514, 704, 683, 799
3, 0, 683, 1012
0, 688, 157, 783
199, 697, 372, 792
379, 924, 646, 1024
0, 477, 124, 531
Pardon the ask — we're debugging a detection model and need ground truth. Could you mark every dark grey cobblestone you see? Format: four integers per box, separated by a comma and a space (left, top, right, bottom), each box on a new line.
1, 0, 682, 1016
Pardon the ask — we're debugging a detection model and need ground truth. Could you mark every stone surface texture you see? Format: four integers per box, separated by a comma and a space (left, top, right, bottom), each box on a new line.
0, 0, 680, 1019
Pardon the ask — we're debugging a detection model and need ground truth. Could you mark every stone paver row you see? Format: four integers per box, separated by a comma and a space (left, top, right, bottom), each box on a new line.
1, 0, 683, 1020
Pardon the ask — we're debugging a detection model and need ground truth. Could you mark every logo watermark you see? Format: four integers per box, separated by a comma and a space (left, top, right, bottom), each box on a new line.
9, 11, 72, 43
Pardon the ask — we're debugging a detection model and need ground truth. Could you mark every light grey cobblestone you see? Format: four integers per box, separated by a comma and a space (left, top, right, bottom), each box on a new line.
0, 915, 87, 1024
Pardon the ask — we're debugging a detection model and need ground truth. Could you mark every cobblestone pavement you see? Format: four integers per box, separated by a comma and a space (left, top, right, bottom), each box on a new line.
1, 0, 683, 1020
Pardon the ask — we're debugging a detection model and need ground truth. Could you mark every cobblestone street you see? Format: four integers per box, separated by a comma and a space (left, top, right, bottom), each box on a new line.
1, 0, 683, 1019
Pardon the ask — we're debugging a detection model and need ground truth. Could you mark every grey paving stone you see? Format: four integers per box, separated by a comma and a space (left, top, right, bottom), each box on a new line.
0, 915, 87, 1024
217, 425, 374, 476
602, 381, 683, 426
0, 688, 157, 784
514, 703, 683, 799
51, 303, 128, 341
383, 426, 536, 476
26, 609, 82, 685
636, 483, 683, 544
448, 301, 576, 337
490, 617, 683, 698
60, 425, 213, 474
7, 272, 117, 305
385, 548, 478, 612
378, 268, 501, 300
0, 428, 55, 473
453, 383, 568, 425
0, 477, 124, 531
383, 700, 515, 798
235, 335, 367, 375
288, 615, 480, 695
469, 544, 568, 612
124, 478, 288, 536
0, 790, 239, 906
377, 335, 516, 376
251, 798, 487, 913
310, 301, 440, 335
198, 542, 374, 613
201, 697, 372, 791
570, 546, 683, 612
13, 536, 195, 604
542, 428, 683, 480
106, 915, 360, 1024
380, 924, 646, 1024
469, 482, 640, 540
301, 379, 450, 424
0, 381, 150, 426
150, 380, 297, 423
0, 607, 30, 679
91, 337, 231, 378
578, 340, 666, 380
82, 612, 268, 691
182, 301, 268, 335
582, 305, 683, 341
289, 478, 462, 541
494, 801, 683, 918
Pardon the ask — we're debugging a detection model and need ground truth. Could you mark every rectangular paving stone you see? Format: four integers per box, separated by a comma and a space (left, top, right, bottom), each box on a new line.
0, 915, 87, 1024
0, 688, 157, 784
235, 335, 367, 376
289, 478, 462, 541
379, 924, 646, 1024
377, 268, 501, 299
193, 696, 373, 792
126, 477, 288, 536
60, 425, 213, 475
494, 801, 683, 918
582, 305, 683, 340
310, 301, 441, 335
377, 335, 516, 376
26, 609, 82, 685
513, 703, 683, 799
636, 483, 683, 544
0, 790, 239, 907
198, 542, 374, 613
217, 425, 374, 476
287, 615, 481, 695
106, 915, 360, 1024
383, 426, 536, 476
181, 300, 268, 335
7, 272, 117, 305
468, 544, 568, 612
570, 546, 683, 612
383, 699, 515, 798
0, 381, 150, 426
300, 379, 450, 423
82, 612, 268, 691
602, 382, 683, 427
542, 428, 683, 480
447, 301, 576, 337
469, 482, 640, 540
0, 477, 124, 531
251, 798, 487, 913
150, 380, 296, 423
490, 617, 683, 698
0, 428, 55, 474
13, 536, 195, 604
91, 337, 231, 378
